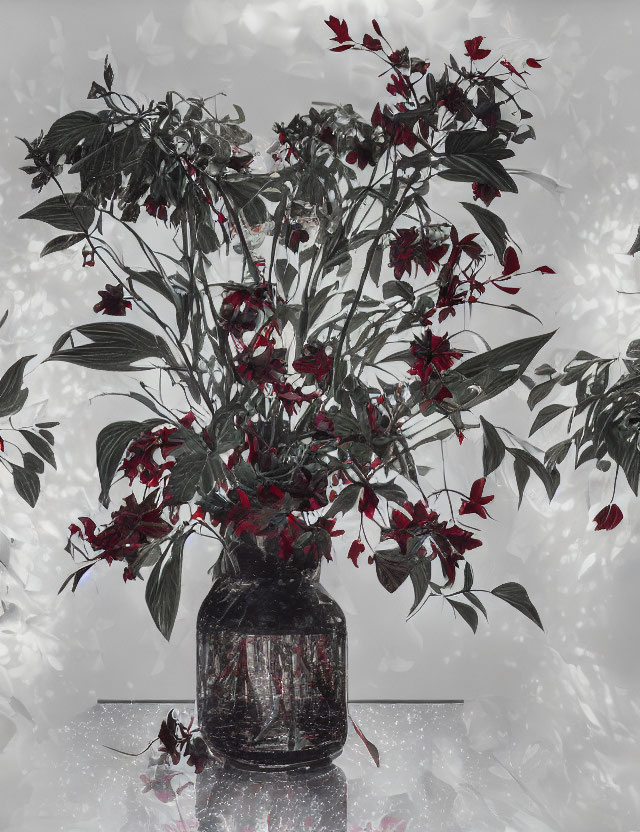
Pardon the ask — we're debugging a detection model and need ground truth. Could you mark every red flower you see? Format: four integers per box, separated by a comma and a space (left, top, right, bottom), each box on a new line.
257, 483, 286, 507
459, 478, 494, 518
416, 237, 449, 275
292, 344, 333, 383
362, 33, 382, 51
272, 382, 319, 415
409, 330, 462, 385
464, 36, 491, 61
236, 339, 287, 387
93, 284, 132, 316
314, 412, 335, 434
0, 436, 4, 453
371, 103, 417, 149
119, 425, 182, 486
289, 467, 329, 511
536, 265, 555, 274
217, 489, 262, 536
220, 283, 273, 338
358, 485, 379, 519
348, 539, 365, 567
285, 224, 310, 253
593, 504, 623, 531
191, 506, 205, 521
472, 182, 501, 207
389, 227, 419, 278
500, 59, 526, 80
144, 197, 168, 220
526, 58, 543, 68
345, 139, 381, 170
325, 15, 352, 44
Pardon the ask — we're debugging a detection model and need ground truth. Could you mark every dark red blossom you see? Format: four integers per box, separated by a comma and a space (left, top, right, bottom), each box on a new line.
325, 15, 352, 44
593, 504, 623, 531
215, 489, 262, 536
220, 283, 273, 338
345, 138, 382, 170
459, 478, 494, 518
0, 436, 4, 453
464, 36, 491, 61
348, 539, 365, 567
236, 338, 287, 387
362, 33, 382, 51
371, 103, 417, 149
389, 227, 418, 278
526, 58, 543, 68
536, 265, 555, 274
293, 344, 333, 383
501, 246, 520, 276
314, 412, 335, 434
272, 382, 319, 416
285, 224, 310, 253
409, 331, 462, 386
119, 425, 182, 487
472, 182, 501, 207
144, 197, 168, 221
69, 490, 173, 566
257, 483, 285, 507
93, 284, 132, 316
358, 485, 379, 519
289, 467, 329, 512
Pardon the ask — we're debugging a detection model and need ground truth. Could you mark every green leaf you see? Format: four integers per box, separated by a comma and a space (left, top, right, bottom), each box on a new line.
447, 598, 478, 632
0, 355, 35, 418
145, 534, 188, 641
19, 193, 95, 233
450, 331, 556, 408
513, 453, 531, 508
409, 557, 431, 614
96, 419, 164, 508
373, 480, 407, 505
19, 429, 56, 469
23, 452, 44, 474
527, 378, 558, 410
40, 233, 85, 258
166, 446, 208, 504
47, 322, 170, 371
461, 201, 510, 263
507, 447, 559, 501
480, 416, 505, 476
463, 561, 474, 592
627, 226, 640, 257
41, 110, 104, 156
544, 439, 572, 468
439, 155, 517, 192
463, 590, 488, 619
529, 404, 571, 437
374, 549, 413, 593
324, 483, 363, 519
491, 582, 543, 630
11, 465, 40, 507
58, 563, 96, 594
124, 268, 174, 303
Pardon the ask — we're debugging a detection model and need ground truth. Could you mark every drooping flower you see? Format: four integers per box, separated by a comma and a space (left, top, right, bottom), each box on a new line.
325, 15, 352, 45
593, 504, 623, 531
93, 283, 132, 316
459, 478, 494, 518
348, 539, 365, 567
220, 283, 273, 338
472, 182, 501, 207
358, 485, 379, 519
236, 338, 287, 387
526, 57, 543, 68
389, 227, 419, 278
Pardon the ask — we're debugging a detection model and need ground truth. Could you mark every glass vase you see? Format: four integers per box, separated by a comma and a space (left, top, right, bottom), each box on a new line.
196, 540, 348, 771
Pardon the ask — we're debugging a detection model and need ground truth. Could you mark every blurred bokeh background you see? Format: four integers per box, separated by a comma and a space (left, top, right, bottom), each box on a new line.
0, 0, 639, 828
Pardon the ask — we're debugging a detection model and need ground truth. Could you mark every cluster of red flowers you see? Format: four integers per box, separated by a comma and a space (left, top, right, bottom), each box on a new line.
388, 227, 449, 280
144, 197, 168, 222
68, 490, 175, 581
220, 282, 274, 339
381, 491, 487, 585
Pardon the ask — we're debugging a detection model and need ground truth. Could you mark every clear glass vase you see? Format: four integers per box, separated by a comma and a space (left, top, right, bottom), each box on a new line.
196, 540, 348, 771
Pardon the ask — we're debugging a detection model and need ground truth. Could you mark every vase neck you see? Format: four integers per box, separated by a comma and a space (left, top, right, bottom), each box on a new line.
221, 538, 322, 582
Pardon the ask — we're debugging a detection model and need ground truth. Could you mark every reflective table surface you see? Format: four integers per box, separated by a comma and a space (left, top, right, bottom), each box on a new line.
3, 701, 555, 831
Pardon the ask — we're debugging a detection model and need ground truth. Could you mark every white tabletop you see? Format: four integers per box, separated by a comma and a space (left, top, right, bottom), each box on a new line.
1, 701, 556, 831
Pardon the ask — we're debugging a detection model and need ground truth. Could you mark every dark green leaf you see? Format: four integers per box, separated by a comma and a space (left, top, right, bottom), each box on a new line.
491, 582, 543, 629
461, 201, 510, 263
145, 534, 188, 641
0, 355, 35, 418
529, 404, 570, 437
41, 111, 104, 157
19, 429, 56, 469
544, 439, 572, 468
23, 452, 44, 474
166, 447, 208, 504
58, 563, 95, 595
47, 322, 170, 371
40, 233, 85, 258
372, 480, 407, 505
19, 193, 95, 233
447, 598, 478, 632
409, 557, 431, 614
480, 416, 505, 476
463, 561, 474, 592
11, 465, 40, 507
439, 155, 517, 193
97, 419, 164, 508
627, 226, 640, 257
463, 591, 488, 619
513, 453, 531, 507
124, 268, 174, 303
325, 483, 363, 519
374, 549, 412, 593
507, 447, 559, 500
527, 378, 558, 410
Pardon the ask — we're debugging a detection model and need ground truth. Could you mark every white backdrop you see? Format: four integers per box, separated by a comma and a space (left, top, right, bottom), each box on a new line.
1, 0, 639, 828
